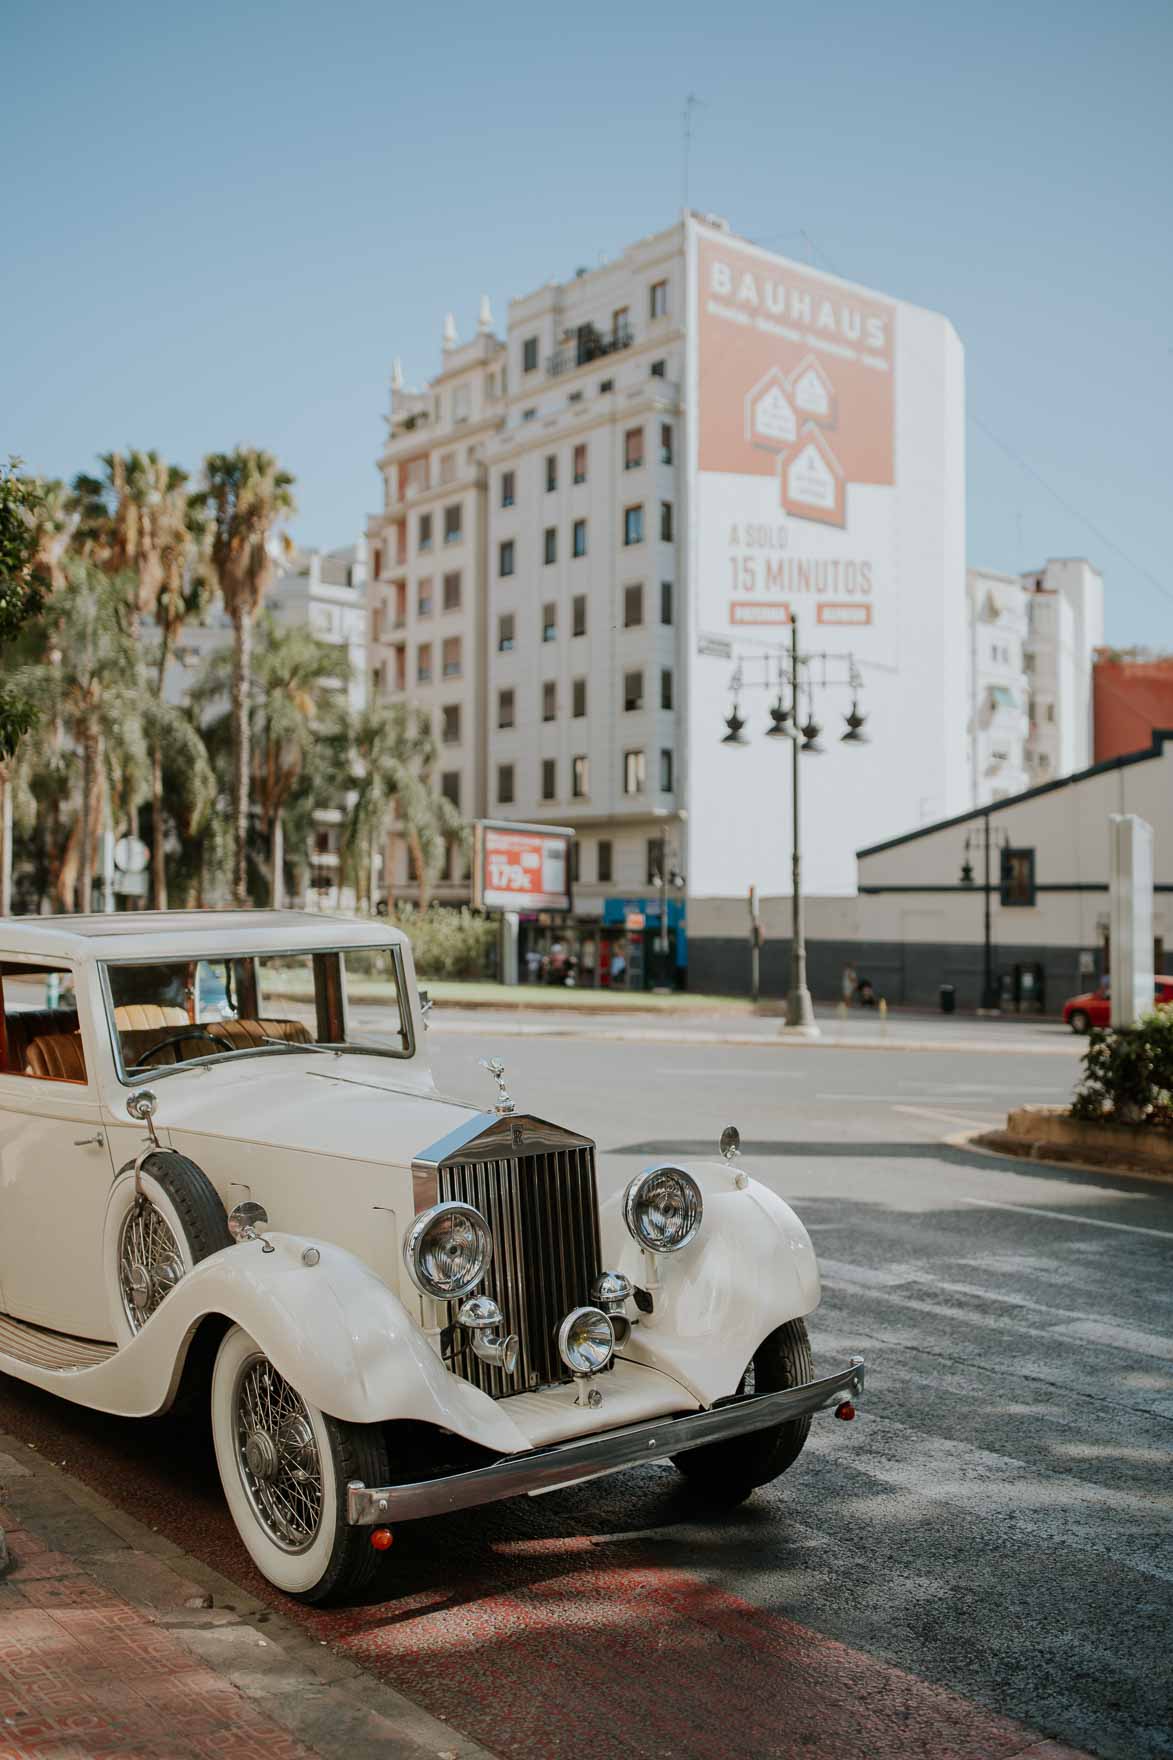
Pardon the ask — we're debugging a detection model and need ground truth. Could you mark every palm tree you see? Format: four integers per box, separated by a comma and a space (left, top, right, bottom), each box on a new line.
70, 450, 187, 636
344, 700, 464, 912
194, 616, 346, 906
198, 450, 296, 905
149, 486, 210, 907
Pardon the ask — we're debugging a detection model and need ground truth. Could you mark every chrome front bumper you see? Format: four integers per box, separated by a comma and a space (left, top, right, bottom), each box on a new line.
347, 1355, 865, 1525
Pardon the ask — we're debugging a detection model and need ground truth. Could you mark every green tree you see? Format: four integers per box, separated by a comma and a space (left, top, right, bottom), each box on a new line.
344, 700, 464, 912
198, 450, 296, 905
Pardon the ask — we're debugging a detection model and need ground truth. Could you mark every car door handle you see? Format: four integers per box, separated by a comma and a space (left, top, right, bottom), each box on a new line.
74, 1133, 105, 1148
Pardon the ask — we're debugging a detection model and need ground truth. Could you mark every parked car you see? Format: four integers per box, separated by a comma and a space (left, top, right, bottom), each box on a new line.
1063, 976, 1173, 1033
0, 912, 864, 1604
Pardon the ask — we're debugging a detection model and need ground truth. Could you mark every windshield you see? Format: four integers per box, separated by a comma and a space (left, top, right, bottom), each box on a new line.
102, 946, 412, 1080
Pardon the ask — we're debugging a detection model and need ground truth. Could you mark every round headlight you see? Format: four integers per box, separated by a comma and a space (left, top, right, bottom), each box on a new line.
557, 1306, 615, 1376
623, 1165, 703, 1254
403, 1202, 492, 1299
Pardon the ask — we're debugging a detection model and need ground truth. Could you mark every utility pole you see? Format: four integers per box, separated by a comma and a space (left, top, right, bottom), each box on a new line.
785, 617, 817, 1033
961, 816, 1007, 1010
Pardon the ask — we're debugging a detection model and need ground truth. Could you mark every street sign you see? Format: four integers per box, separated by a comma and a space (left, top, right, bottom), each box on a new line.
113, 835, 150, 874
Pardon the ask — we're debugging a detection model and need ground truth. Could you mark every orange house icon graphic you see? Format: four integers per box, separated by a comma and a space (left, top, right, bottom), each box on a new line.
788, 354, 837, 428
744, 368, 797, 451
780, 423, 846, 528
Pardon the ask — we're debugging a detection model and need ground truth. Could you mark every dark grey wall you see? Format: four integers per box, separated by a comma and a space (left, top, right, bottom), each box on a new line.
687, 935, 1096, 1013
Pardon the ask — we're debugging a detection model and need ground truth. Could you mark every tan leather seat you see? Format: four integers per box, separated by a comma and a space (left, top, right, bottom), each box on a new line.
4, 1010, 80, 1072
208, 1017, 313, 1050
114, 1004, 189, 1032
25, 1033, 88, 1083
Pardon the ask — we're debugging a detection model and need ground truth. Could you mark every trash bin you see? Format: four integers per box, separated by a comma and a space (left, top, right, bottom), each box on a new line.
939, 984, 956, 1014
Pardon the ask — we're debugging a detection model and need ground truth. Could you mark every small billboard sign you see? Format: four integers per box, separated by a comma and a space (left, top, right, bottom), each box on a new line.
472, 820, 575, 914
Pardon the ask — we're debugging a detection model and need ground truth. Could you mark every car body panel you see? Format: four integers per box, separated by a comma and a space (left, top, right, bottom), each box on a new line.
1063, 976, 1173, 1027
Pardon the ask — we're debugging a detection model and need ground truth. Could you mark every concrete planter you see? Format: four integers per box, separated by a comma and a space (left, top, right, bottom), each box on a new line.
976, 1105, 1173, 1182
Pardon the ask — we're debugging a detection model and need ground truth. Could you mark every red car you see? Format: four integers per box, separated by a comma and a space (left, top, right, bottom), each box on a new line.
1063, 976, 1173, 1032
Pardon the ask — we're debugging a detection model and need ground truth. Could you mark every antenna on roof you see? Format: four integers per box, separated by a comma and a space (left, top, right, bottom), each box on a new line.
682, 93, 704, 215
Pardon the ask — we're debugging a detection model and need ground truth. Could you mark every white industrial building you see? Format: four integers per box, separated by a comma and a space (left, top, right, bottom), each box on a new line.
966, 559, 1103, 809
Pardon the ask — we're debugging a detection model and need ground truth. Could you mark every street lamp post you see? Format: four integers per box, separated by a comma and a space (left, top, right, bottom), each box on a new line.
721, 615, 867, 1036
960, 817, 1008, 1011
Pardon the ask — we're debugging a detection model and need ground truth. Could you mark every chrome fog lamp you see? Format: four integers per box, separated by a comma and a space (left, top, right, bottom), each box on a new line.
456, 1293, 520, 1375
557, 1305, 615, 1378
590, 1271, 633, 1344
623, 1165, 704, 1255
403, 1201, 492, 1299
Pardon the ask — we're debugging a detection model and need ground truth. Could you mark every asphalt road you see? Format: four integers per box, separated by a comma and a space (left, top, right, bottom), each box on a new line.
2, 1027, 1170, 1760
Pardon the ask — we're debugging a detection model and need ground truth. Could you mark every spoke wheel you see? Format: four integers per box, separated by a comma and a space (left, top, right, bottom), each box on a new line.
117, 1199, 185, 1333
233, 1353, 324, 1553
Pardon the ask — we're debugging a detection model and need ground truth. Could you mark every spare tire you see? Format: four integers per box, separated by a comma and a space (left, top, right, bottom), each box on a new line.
102, 1151, 232, 1344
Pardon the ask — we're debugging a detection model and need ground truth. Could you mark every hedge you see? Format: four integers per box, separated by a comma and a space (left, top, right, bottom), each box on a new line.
1071, 1004, 1173, 1128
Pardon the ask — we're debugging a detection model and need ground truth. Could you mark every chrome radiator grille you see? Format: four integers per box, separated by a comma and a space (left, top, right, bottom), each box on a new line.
438, 1141, 602, 1398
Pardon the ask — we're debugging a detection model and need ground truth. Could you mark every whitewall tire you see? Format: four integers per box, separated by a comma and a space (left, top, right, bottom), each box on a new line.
103, 1152, 231, 1346
210, 1324, 390, 1603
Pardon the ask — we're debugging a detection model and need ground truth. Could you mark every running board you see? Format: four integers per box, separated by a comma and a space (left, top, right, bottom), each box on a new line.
0, 1312, 118, 1372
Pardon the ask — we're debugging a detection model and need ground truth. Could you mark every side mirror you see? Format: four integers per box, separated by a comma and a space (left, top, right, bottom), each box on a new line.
719, 1124, 741, 1161
228, 1201, 273, 1253
126, 1089, 158, 1123
419, 988, 433, 1028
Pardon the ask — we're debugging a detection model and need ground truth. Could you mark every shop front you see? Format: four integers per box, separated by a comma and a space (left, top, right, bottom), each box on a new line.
517, 898, 687, 990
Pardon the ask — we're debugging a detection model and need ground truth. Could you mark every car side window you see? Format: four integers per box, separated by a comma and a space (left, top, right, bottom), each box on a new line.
0, 960, 88, 1084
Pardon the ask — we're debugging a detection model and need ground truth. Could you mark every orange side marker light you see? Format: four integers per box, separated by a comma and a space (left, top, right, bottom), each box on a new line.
834, 1400, 856, 1421
370, 1527, 394, 1551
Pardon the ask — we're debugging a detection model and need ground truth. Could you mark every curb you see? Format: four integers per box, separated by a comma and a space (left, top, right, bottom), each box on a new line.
431, 1018, 1082, 1057
945, 1127, 1173, 1187
0, 1428, 497, 1760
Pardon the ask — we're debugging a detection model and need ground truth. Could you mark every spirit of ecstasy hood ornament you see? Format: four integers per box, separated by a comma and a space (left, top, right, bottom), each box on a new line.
479, 1057, 515, 1116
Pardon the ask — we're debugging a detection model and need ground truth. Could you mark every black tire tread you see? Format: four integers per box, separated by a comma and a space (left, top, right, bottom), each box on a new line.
296, 1417, 390, 1606
674, 1317, 814, 1505
134, 1151, 233, 1262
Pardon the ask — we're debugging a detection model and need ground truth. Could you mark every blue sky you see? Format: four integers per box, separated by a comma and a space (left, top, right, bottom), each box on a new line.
3, 0, 1169, 644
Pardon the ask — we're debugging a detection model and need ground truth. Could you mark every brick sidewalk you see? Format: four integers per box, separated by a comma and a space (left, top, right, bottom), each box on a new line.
0, 1435, 493, 1760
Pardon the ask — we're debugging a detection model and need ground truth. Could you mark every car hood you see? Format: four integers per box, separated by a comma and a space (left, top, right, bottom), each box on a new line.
106, 1051, 480, 1172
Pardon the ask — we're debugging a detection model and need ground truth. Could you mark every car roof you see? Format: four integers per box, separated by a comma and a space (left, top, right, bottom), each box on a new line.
0, 911, 408, 964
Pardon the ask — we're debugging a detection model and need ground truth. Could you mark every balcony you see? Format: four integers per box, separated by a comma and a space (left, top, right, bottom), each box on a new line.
546, 323, 634, 378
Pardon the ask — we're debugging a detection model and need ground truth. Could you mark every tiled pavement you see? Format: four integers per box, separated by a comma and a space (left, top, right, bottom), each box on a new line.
0, 1434, 493, 1760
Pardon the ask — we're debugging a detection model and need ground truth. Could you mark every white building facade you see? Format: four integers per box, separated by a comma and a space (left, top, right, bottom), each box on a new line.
966, 558, 1104, 809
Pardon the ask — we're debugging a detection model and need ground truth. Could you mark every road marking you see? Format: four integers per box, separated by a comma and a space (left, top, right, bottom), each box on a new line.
957, 1195, 1173, 1241
653, 1067, 804, 1078
892, 1103, 994, 1129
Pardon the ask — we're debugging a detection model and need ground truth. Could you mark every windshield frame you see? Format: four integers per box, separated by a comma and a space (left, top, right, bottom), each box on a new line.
99, 942, 416, 1086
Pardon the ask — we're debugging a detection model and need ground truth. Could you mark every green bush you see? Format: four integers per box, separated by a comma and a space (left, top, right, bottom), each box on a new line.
390, 904, 497, 980
1071, 1004, 1173, 1128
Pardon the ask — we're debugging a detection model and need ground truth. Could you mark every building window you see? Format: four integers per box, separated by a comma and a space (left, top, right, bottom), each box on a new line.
572, 677, 587, 717
660, 580, 673, 625
624, 427, 644, 470
624, 583, 644, 627
612, 305, 630, 340
418, 512, 433, 552
624, 669, 644, 712
498, 688, 515, 729
498, 763, 515, 804
646, 839, 661, 885
497, 613, 515, 653
499, 540, 515, 578
660, 748, 674, 791
541, 758, 556, 801
442, 636, 461, 678
661, 668, 673, 710
572, 518, 587, 558
544, 527, 557, 565
660, 501, 674, 542
597, 839, 613, 883
442, 704, 461, 744
542, 602, 557, 642
417, 643, 432, 684
546, 455, 557, 492
371, 544, 383, 579
523, 336, 538, 373
443, 571, 461, 611
441, 771, 461, 809
452, 383, 470, 423
439, 451, 456, 485
660, 423, 673, 465
624, 749, 646, 795
522, 407, 537, 422
418, 577, 433, 616
572, 594, 587, 637
501, 470, 515, 508
650, 280, 668, 319
1000, 847, 1037, 907
624, 505, 644, 546
571, 840, 581, 883
543, 680, 557, 721
573, 443, 587, 484
650, 359, 666, 378
599, 378, 613, 394
444, 504, 462, 544
572, 755, 589, 798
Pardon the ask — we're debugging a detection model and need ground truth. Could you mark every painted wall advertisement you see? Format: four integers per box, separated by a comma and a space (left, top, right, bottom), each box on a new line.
473, 822, 573, 913
691, 226, 897, 663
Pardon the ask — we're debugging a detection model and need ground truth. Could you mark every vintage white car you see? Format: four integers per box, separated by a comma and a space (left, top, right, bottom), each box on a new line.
0, 911, 864, 1603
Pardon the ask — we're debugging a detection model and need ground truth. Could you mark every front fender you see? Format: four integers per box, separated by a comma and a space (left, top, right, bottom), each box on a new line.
599, 1160, 820, 1405
12, 1234, 531, 1455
